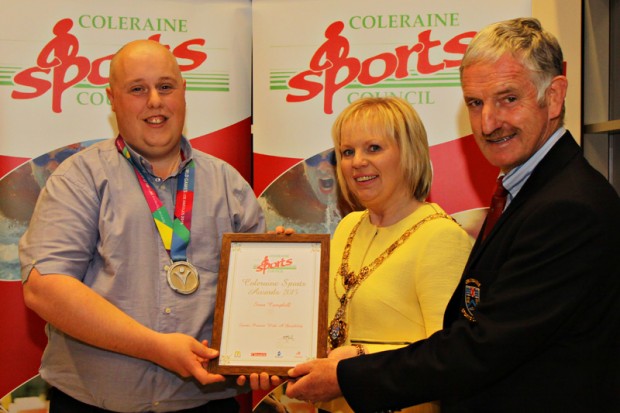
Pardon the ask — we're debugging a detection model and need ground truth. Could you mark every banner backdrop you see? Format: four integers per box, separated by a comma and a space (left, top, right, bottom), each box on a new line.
0, 1, 583, 411
253, 0, 531, 236
0, 0, 252, 404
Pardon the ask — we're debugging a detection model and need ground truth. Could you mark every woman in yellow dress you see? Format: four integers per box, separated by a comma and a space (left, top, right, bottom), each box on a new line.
323, 97, 472, 413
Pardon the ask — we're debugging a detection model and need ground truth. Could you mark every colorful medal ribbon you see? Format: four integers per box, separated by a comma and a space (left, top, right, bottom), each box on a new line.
115, 137, 194, 262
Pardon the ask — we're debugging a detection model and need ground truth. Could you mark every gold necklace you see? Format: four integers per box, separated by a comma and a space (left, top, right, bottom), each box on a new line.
327, 209, 454, 350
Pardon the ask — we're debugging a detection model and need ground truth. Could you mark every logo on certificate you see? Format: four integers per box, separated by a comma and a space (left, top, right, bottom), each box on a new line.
255, 255, 295, 274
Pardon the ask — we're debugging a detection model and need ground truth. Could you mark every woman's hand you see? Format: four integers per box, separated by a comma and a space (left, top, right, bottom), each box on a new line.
236, 373, 283, 390
328, 344, 365, 361
268, 226, 295, 235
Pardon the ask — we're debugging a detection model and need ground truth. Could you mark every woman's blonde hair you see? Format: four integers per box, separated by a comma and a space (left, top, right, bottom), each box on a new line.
331, 96, 432, 209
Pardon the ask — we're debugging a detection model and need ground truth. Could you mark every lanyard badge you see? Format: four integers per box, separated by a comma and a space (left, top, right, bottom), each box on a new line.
116, 137, 199, 294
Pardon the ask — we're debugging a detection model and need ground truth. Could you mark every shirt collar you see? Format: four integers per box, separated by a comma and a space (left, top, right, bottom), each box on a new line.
121, 136, 193, 178
501, 126, 566, 206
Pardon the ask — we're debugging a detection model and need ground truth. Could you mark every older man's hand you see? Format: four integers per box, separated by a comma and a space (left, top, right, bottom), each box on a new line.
285, 358, 342, 403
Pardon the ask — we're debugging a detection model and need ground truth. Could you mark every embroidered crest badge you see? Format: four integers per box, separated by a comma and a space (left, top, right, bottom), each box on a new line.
462, 278, 481, 322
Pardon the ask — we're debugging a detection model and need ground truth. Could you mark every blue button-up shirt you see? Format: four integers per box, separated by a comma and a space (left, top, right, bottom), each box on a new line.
19, 137, 265, 412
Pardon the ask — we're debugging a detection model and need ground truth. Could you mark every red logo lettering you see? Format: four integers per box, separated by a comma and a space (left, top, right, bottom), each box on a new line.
286, 21, 476, 114
11, 18, 208, 113
256, 256, 294, 274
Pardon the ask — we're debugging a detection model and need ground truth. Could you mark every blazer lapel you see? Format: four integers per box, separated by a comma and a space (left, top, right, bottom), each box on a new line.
464, 132, 581, 268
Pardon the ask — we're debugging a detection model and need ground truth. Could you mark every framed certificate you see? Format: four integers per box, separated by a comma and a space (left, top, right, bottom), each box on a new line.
209, 233, 330, 376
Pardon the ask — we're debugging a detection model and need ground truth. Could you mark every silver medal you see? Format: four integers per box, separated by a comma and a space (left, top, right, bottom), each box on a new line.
165, 261, 200, 294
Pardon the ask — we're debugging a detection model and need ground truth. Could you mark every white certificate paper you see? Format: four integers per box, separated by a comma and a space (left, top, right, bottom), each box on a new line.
210, 233, 329, 375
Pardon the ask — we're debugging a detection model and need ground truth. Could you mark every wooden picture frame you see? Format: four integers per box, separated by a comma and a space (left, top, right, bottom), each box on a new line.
209, 233, 330, 376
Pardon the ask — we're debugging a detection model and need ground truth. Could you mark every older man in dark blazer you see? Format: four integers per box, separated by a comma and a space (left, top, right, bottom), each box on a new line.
285, 17, 620, 413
